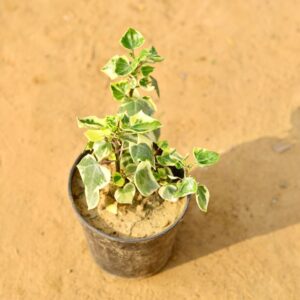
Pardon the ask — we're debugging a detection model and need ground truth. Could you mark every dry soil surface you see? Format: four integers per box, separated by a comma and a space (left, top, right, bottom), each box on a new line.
1, 1, 300, 299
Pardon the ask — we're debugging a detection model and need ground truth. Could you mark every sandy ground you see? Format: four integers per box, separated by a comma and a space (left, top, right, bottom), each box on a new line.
1, 0, 300, 299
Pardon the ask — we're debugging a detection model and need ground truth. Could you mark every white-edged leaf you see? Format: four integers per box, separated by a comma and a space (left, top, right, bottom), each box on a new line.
120, 28, 145, 50
93, 140, 112, 161
115, 56, 131, 76
128, 111, 161, 133
158, 184, 179, 202
139, 77, 155, 91
110, 80, 130, 101
77, 154, 111, 210
119, 98, 156, 116
138, 47, 164, 63
134, 161, 159, 196
148, 46, 164, 62
129, 142, 155, 167
101, 55, 119, 80
125, 163, 137, 177
196, 185, 210, 212
193, 148, 220, 167
112, 172, 125, 187
156, 150, 185, 169
141, 65, 154, 76
176, 177, 197, 197
77, 116, 105, 129
157, 140, 169, 150
114, 183, 136, 204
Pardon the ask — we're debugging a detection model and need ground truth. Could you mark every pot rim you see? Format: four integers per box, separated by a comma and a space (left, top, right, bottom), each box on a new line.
68, 152, 190, 244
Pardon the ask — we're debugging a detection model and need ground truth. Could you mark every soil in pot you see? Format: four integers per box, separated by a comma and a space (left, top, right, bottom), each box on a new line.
71, 169, 187, 238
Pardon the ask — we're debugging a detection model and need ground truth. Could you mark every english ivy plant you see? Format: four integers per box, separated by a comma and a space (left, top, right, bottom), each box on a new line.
77, 28, 220, 213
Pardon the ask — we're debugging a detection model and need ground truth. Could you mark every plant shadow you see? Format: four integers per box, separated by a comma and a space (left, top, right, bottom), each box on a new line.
166, 109, 300, 270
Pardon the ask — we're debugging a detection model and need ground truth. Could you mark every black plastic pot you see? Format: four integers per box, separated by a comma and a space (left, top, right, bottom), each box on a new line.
68, 153, 190, 278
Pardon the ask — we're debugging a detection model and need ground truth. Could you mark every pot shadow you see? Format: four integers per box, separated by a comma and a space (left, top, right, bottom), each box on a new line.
166, 109, 300, 271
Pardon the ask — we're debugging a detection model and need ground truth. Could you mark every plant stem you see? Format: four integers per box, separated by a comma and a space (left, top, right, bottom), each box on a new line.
112, 139, 121, 172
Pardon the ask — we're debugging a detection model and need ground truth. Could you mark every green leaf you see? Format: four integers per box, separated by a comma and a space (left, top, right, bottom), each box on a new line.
84, 129, 111, 142
119, 98, 156, 116
154, 167, 171, 180
193, 148, 220, 167
150, 76, 160, 97
77, 116, 105, 129
137, 49, 150, 63
120, 28, 145, 50
128, 111, 162, 133
101, 55, 119, 80
134, 161, 159, 196
112, 172, 125, 187
148, 46, 164, 62
93, 140, 112, 161
176, 177, 197, 197
156, 150, 185, 169
157, 140, 169, 151
125, 163, 137, 176
110, 80, 130, 101
139, 77, 154, 91
77, 154, 111, 209
196, 185, 210, 212
138, 47, 164, 63
114, 183, 136, 204
104, 115, 118, 131
158, 184, 179, 202
115, 56, 131, 76
141, 65, 154, 76
129, 143, 155, 167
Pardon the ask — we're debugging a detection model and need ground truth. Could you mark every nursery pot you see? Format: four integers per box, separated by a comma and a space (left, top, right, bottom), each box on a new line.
68, 152, 190, 278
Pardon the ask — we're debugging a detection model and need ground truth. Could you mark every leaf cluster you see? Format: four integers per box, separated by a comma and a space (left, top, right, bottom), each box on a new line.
77, 28, 220, 214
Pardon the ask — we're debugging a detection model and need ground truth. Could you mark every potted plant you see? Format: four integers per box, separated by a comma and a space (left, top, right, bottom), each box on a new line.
68, 28, 220, 277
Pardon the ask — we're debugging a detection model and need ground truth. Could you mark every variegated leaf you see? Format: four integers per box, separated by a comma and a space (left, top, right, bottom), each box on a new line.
114, 183, 136, 204
134, 161, 159, 196
77, 154, 111, 210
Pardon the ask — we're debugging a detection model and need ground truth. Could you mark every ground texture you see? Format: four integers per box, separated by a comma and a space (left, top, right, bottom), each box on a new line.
1, 1, 300, 299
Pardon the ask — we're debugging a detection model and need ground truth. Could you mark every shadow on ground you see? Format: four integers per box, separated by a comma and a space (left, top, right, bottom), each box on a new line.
166, 109, 300, 270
